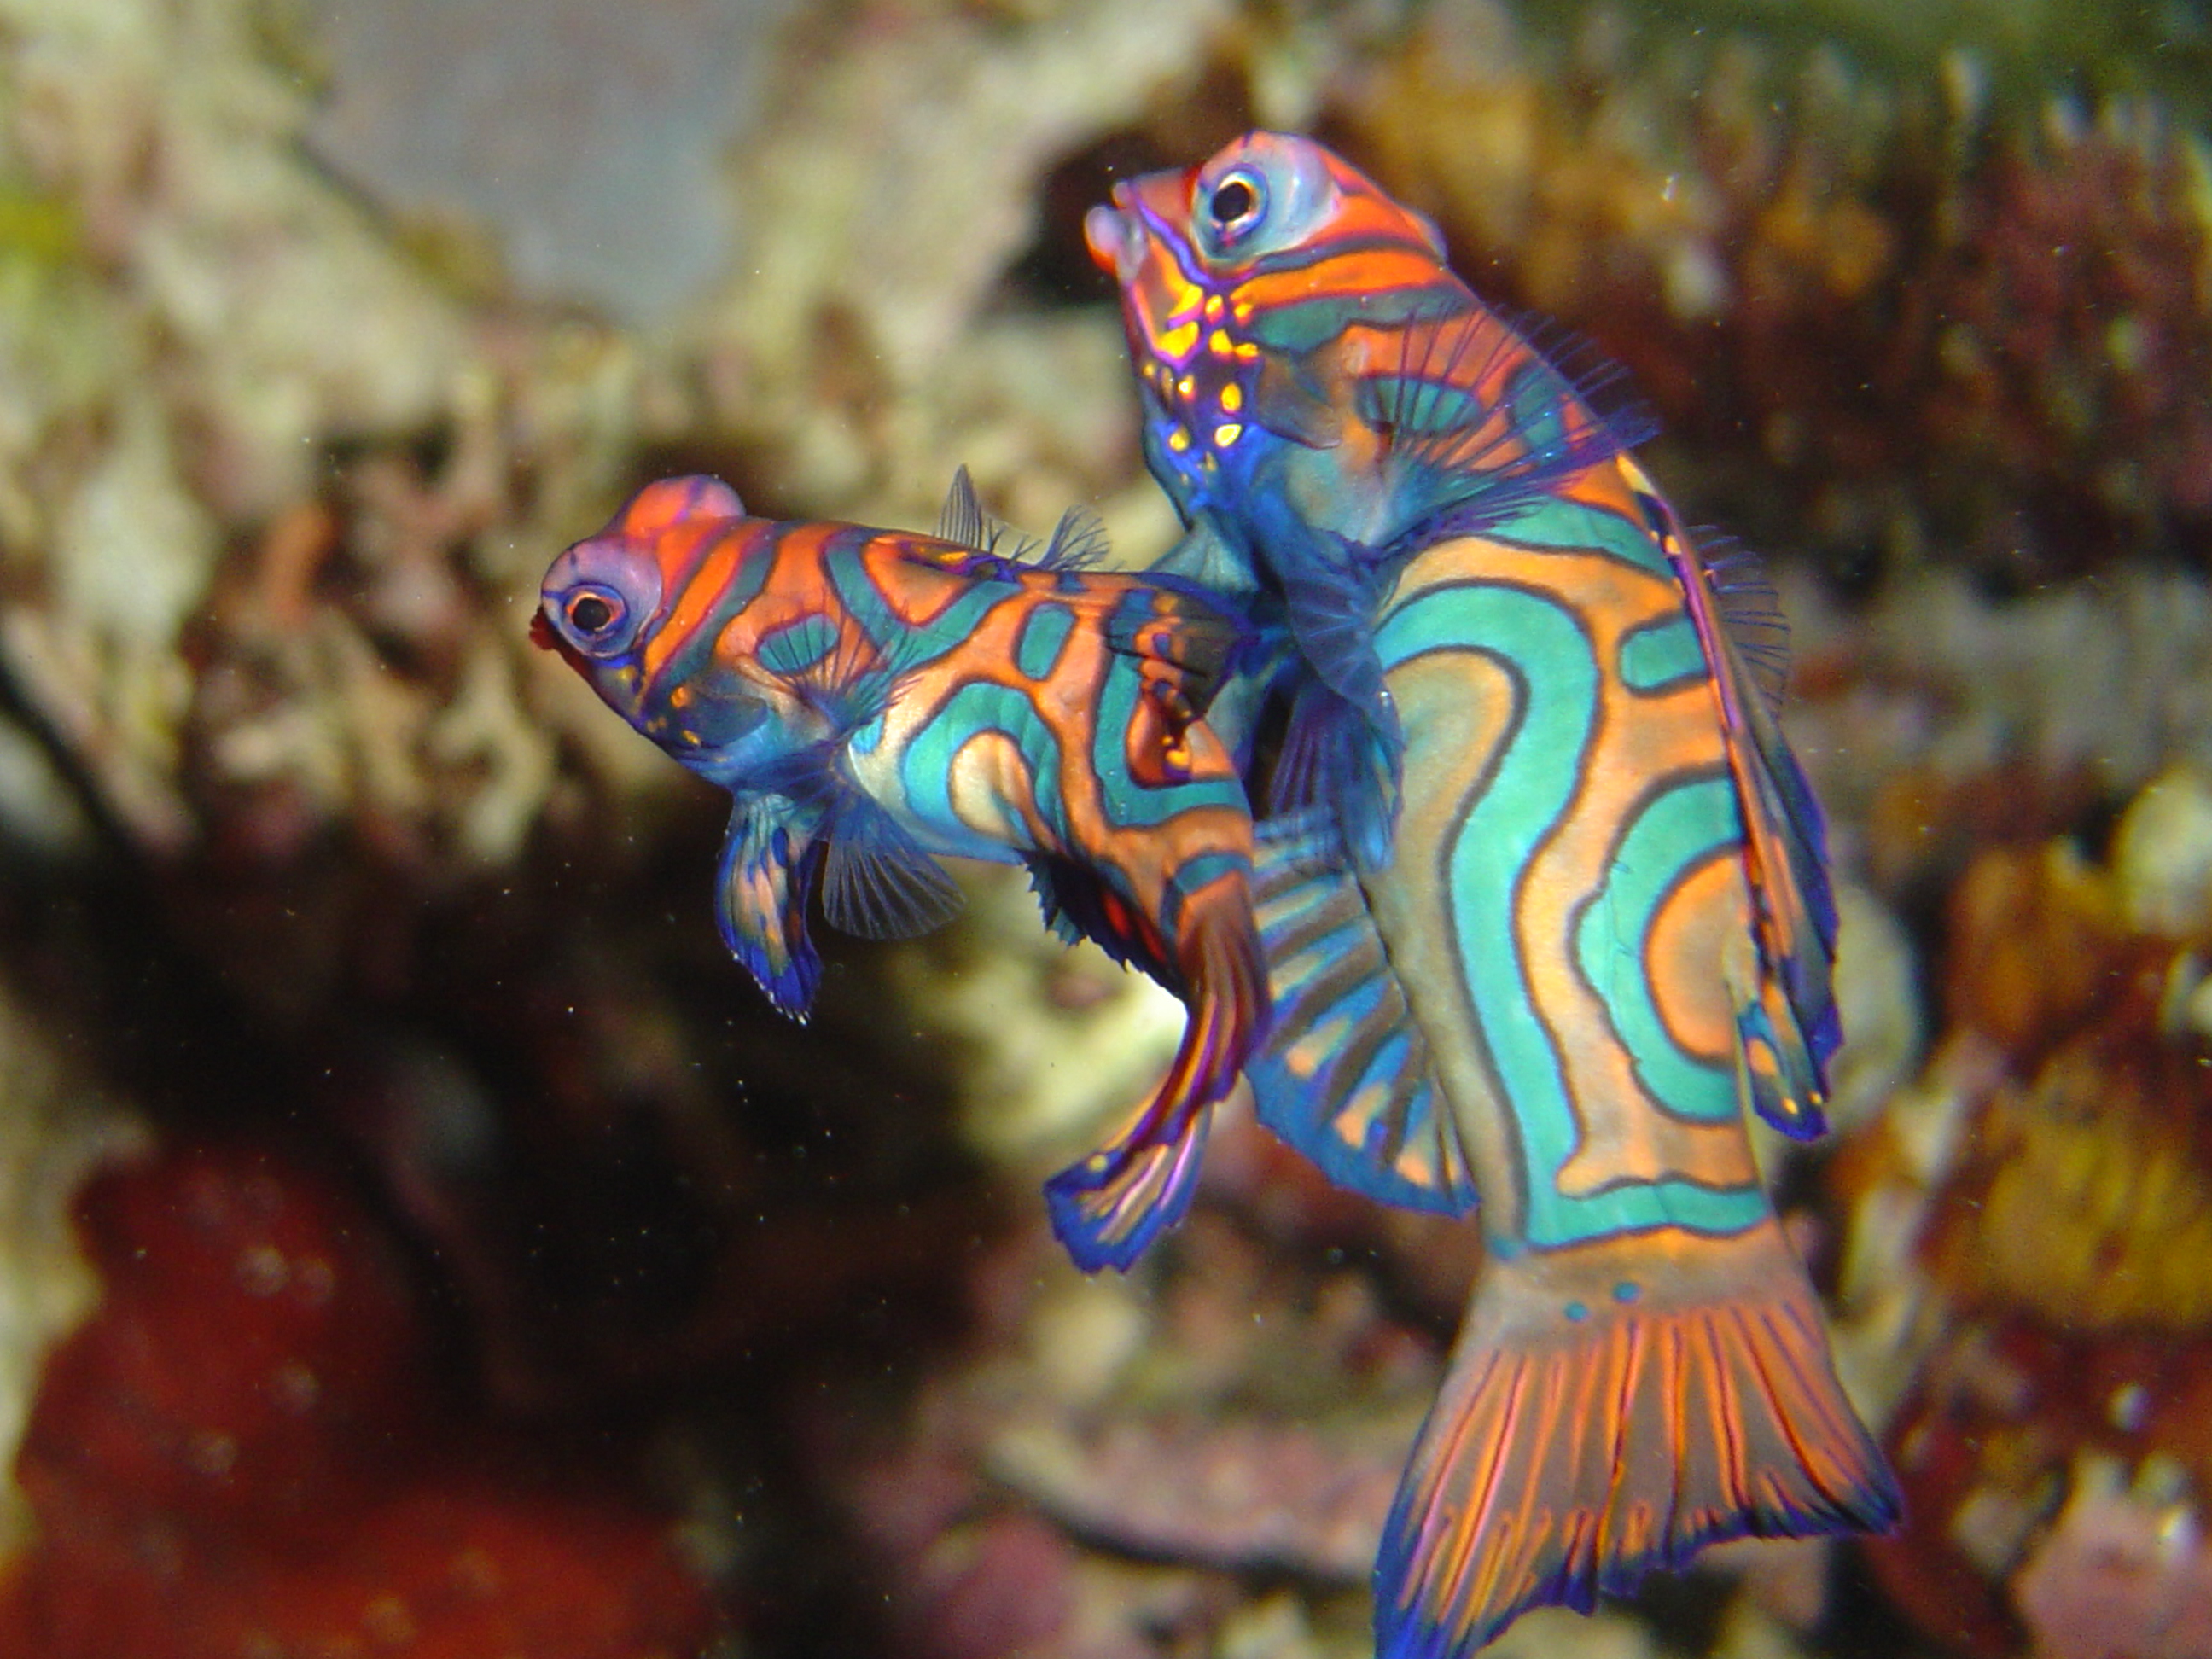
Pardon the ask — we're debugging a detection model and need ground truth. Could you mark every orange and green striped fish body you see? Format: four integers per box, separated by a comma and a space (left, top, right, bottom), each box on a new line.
1088, 133, 1896, 1655
533, 471, 1267, 1272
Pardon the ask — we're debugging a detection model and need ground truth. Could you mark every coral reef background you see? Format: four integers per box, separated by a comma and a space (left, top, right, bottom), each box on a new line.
0, 0, 2209, 1654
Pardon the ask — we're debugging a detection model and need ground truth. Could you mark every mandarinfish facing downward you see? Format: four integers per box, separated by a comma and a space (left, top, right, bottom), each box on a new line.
1089, 131, 1900, 1656
534, 469, 1268, 1272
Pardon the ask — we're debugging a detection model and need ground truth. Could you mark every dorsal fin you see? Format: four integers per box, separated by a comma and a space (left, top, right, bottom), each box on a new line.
936, 465, 995, 553
935, 466, 1036, 562
1627, 469, 1840, 1136
1694, 531, 1790, 715
940, 466, 1110, 575
1035, 505, 1109, 572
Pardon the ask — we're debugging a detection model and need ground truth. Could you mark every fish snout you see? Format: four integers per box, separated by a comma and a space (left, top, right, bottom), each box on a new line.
1084, 202, 1140, 282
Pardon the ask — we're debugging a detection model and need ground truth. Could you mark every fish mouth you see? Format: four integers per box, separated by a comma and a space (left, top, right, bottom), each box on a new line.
529, 602, 597, 683
1083, 200, 1138, 282
1084, 166, 1193, 283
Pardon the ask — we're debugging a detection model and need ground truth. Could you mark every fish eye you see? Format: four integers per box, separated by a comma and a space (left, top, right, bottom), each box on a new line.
567, 590, 620, 636
1208, 173, 1260, 231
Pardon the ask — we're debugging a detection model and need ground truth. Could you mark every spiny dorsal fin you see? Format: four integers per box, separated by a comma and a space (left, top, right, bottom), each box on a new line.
940, 466, 1109, 574
937, 465, 994, 553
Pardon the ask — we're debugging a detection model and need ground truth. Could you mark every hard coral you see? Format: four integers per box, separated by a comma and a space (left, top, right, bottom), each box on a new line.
0, 1141, 722, 1659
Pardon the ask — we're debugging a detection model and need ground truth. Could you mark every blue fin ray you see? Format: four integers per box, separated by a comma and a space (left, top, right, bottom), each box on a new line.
1045, 1102, 1214, 1273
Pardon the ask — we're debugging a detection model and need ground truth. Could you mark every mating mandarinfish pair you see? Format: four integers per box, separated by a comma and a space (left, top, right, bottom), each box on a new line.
533, 470, 1266, 1273
1088, 132, 1899, 1656
535, 128, 1896, 1659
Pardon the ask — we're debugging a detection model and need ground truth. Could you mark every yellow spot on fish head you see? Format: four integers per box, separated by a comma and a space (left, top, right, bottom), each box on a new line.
1155, 319, 1201, 361
1174, 375, 1195, 403
1219, 383, 1243, 414
1202, 293, 1224, 321
1207, 329, 1234, 357
1213, 422, 1243, 448
1166, 426, 1192, 453
1234, 341, 1260, 361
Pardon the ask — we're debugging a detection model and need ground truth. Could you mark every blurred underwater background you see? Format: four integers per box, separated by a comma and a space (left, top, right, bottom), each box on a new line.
1, 0, 2211, 1653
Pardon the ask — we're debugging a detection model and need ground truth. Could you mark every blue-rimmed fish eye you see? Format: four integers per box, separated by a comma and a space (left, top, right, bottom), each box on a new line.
567, 587, 621, 637
545, 576, 644, 658
1207, 170, 1263, 236
1191, 138, 1332, 264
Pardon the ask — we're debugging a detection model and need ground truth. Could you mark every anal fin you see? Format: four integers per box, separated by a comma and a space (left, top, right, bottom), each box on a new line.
1044, 865, 1268, 1272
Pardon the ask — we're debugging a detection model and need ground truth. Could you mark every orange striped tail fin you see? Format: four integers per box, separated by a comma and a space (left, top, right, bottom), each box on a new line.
1377, 1222, 1898, 1657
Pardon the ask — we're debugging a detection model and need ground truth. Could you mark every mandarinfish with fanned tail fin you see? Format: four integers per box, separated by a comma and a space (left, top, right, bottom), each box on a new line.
1089, 131, 1895, 1656
533, 469, 1269, 1273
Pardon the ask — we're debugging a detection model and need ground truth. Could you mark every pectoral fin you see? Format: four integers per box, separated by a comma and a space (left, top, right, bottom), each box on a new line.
714, 797, 824, 1021
819, 793, 963, 942
1249, 527, 1402, 871
1244, 814, 1476, 1216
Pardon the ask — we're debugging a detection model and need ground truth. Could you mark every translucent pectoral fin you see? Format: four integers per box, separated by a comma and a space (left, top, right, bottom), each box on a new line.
1267, 544, 1403, 872
820, 794, 963, 941
1271, 676, 1400, 876
715, 798, 824, 1021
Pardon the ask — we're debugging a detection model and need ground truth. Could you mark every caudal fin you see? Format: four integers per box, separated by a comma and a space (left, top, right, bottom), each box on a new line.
1377, 1223, 1897, 1657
